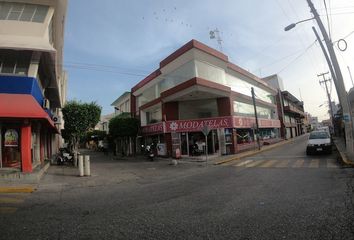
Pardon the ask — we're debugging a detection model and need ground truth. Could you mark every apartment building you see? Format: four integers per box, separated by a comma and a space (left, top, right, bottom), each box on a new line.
131, 40, 281, 157
0, 0, 67, 172
263, 74, 305, 139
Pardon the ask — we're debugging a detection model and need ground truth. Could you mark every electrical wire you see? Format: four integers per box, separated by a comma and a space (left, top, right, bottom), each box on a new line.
285, 0, 322, 75
278, 40, 317, 74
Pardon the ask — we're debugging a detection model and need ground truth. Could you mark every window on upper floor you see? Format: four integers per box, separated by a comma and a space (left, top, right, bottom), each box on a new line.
227, 74, 274, 104
233, 101, 274, 119
0, 2, 48, 23
0, 50, 32, 75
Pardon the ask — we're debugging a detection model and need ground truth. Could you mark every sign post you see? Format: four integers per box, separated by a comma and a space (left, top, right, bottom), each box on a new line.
202, 125, 211, 166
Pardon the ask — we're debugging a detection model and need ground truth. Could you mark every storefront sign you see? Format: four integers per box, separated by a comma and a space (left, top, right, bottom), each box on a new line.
157, 143, 167, 156
141, 122, 164, 135
4, 129, 19, 147
166, 117, 233, 133
234, 117, 280, 128
141, 117, 281, 135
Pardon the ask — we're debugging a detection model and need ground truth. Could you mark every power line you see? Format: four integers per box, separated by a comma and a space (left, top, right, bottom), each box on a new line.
278, 40, 317, 74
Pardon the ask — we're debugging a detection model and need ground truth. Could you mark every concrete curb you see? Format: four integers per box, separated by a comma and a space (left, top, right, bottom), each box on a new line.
333, 142, 354, 167
0, 161, 51, 183
214, 137, 299, 165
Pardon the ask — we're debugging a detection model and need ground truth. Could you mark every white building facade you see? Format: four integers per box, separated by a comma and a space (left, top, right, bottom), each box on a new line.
0, 0, 67, 172
131, 40, 281, 157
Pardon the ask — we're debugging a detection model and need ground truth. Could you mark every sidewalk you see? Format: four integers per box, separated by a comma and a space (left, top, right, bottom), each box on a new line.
0, 135, 307, 189
333, 137, 354, 167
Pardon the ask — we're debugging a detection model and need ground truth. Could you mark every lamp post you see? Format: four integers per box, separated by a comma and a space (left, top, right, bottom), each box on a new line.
284, 0, 354, 155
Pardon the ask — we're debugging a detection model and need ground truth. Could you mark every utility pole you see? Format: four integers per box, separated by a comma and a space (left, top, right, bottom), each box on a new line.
307, 0, 353, 155
251, 87, 261, 150
318, 72, 334, 127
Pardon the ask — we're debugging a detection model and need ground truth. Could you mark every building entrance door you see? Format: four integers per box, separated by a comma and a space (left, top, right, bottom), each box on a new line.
181, 132, 188, 155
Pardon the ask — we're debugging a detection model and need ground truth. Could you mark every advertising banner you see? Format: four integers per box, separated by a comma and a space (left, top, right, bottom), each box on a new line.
4, 129, 19, 147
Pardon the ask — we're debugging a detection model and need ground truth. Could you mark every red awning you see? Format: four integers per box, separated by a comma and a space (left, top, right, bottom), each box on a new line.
0, 93, 58, 132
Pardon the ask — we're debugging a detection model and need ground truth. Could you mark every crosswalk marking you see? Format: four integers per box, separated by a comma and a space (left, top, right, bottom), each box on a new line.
227, 158, 339, 169
245, 160, 266, 168
273, 160, 290, 168
309, 159, 320, 168
0, 197, 24, 204
0, 207, 17, 214
0, 189, 34, 214
233, 160, 253, 167
258, 160, 278, 168
292, 159, 305, 168
326, 160, 338, 168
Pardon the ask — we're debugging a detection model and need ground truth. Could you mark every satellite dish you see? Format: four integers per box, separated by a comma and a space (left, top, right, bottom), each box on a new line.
209, 31, 215, 39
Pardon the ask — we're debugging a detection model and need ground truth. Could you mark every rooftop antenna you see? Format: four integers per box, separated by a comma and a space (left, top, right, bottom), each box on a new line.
299, 88, 303, 101
209, 28, 223, 52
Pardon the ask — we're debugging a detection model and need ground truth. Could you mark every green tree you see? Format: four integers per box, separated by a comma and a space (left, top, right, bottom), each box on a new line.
62, 100, 102, 154
109, 115, 140, 156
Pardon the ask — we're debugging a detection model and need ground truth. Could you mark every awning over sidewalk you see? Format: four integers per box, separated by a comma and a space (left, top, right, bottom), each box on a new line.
0, 93, 58, 132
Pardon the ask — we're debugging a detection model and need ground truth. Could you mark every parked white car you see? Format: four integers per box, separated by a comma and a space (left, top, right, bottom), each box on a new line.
306, 131, 332, 155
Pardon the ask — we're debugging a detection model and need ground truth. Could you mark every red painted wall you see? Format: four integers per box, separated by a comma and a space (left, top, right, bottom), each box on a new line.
217, 97, 232, 116
162, 102, 179, 121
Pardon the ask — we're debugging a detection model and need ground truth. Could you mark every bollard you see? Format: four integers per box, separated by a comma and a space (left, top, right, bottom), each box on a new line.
78, 155, 84, 177
74, 152, 78, 167
84, 155, 91, 176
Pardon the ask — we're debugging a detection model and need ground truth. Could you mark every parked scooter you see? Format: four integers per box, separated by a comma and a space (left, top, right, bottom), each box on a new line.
142, 143, 155, 161
56, 148, 74, 165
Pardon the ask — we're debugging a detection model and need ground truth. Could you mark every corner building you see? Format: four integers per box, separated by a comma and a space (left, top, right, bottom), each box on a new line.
0, 0, 67, 172
132, 40, 281, 157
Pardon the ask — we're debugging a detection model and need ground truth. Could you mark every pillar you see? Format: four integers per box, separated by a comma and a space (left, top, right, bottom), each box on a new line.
21, 125, 32, 173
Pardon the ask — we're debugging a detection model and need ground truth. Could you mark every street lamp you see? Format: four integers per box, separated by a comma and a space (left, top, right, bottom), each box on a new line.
284, 17, 314, 31
283, 0, 354, 156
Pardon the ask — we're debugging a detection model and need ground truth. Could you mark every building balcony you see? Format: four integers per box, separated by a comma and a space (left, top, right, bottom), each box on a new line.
284, 105, 305, 117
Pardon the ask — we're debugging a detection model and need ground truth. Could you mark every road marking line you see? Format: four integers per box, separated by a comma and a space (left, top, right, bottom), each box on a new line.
245, 160, 266, 168
273, 159, 290, 168
0, 207, 17, 214
233, 160, 253, 167
0, 187, 35, 193
326, 159, 339, 168
0, 197, 25, 204
258, 160, 278, 168
308, 159, 320, 168
292, 159, 305, 168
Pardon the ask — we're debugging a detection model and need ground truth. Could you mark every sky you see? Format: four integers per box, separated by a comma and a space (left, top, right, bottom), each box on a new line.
63, 0, 354, 121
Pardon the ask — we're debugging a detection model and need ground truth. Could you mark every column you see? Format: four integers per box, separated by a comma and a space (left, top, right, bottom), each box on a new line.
21, 125, 32, 173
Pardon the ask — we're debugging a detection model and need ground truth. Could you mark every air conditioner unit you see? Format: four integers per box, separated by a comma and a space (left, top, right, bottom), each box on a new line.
52, 115, 61, 124
43, 98, 50, 109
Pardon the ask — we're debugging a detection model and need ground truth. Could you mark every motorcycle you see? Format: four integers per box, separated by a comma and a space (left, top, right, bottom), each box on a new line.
142, 143, 155, 161
56, 148, 74, 165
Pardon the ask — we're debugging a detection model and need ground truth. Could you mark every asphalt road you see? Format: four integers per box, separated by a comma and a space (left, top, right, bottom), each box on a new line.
1, 136, 354, 240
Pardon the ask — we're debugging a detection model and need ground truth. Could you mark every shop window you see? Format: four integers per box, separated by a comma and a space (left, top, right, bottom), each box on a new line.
0, 50, 32, 75
1, 128, 21, 169
237, 129, 254, 144
0, 2, 48, 23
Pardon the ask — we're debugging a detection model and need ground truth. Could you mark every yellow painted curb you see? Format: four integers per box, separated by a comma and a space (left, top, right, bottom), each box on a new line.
0, 187, 35, 193
334, 142, 354, 167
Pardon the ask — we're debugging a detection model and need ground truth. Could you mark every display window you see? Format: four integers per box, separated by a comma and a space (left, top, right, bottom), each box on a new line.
1, 126, 21, 169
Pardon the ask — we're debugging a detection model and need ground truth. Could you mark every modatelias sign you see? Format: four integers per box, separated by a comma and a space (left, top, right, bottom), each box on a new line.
140, 116, 281, 135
